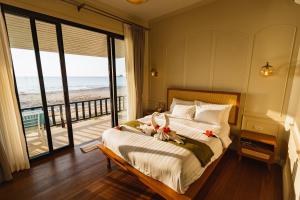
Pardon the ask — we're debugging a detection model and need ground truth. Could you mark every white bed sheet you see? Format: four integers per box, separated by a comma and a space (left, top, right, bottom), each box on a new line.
101, 115, 231, 194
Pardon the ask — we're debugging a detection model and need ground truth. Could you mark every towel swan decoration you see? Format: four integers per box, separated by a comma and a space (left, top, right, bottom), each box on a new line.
152, 112, 170, 141
139, 112, 184, 144
137, 112, 164, 136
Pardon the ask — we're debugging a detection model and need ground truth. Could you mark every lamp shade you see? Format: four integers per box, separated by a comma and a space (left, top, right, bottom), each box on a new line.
260, 62, 274, 76
151, 68, 158, 77
127, 0, 147, 4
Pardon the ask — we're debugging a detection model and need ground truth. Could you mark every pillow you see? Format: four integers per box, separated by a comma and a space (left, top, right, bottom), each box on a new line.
194, 100, 232, 123
194, 106, 223, 125
169, 98, 194, 112
171, 105, 195, 120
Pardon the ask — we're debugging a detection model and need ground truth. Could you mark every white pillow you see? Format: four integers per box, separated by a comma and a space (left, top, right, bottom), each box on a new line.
171, 105, 195, 120
194, 106, 223, 125
170, 98, 194, 112
194, 100, 232, 123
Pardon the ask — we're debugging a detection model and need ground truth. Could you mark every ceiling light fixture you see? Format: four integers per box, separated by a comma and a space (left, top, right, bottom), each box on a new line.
126, 0, 147, 5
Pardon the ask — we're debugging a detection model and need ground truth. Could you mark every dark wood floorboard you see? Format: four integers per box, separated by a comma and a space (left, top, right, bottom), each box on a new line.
0, 148, 282, 200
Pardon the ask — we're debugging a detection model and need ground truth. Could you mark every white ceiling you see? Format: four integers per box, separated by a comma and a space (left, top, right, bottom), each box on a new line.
92, 0, 207, 21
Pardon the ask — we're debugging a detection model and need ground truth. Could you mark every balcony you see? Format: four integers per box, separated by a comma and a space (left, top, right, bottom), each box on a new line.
21, 96, 126, 158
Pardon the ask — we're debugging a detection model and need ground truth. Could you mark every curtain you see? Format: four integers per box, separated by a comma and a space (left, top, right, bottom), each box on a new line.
124, 24, 145, 120
0, 140, 12, 183
0, 5, 30, 181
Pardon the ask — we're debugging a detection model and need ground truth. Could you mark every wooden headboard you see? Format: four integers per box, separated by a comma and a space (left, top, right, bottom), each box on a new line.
167, 88, 241, 125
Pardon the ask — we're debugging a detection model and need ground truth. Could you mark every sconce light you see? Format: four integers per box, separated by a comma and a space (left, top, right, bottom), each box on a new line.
151, 68, 158, 77
260, 62, 274, 77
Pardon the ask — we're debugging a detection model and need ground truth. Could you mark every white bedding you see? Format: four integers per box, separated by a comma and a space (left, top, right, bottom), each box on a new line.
101, 114, 231, 194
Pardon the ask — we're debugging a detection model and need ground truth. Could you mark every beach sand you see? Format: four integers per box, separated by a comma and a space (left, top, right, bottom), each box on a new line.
19, 86, 127, 108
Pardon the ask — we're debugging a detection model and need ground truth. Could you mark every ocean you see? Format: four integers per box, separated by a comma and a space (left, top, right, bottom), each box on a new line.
16, 76, 127, 94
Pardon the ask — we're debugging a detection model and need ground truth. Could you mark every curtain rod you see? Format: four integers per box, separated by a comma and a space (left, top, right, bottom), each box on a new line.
61, 0, 150, 31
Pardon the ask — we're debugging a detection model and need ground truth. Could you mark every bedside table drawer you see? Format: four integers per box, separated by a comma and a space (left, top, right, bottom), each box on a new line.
241, 148, 270, 160
242, 118, 278, 136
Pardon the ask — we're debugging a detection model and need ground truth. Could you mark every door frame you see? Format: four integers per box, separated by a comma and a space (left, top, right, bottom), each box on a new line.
1, 3, 125, 161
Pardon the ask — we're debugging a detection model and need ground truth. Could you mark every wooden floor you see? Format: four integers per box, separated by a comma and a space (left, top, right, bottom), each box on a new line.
0, 148, 282, 200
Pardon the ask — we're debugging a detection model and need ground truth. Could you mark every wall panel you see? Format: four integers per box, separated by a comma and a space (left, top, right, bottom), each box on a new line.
245, 25, 296, 120
165, 37, 186, 88
184, 31, 213, 89
213, 31, 250, 92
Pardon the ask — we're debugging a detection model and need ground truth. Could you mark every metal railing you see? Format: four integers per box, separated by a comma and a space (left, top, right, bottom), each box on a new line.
21, 96, 126, 128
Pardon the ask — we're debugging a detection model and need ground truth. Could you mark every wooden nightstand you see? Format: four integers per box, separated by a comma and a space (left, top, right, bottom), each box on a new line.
238, 130, 277, 170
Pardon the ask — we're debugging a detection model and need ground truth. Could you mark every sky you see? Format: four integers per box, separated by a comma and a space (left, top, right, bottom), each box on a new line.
11, 48, 126, 77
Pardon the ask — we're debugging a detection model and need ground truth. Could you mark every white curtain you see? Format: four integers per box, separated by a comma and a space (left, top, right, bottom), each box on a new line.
124, 24, 145, 120
0, 140, 12, 183
0, 5, 30, 180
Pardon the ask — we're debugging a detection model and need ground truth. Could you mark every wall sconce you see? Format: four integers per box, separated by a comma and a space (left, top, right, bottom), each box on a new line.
260, 62, 274, 77
151, 68, 158, 77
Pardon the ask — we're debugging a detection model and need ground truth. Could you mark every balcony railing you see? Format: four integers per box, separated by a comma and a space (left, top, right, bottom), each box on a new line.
21, 96, 126, 128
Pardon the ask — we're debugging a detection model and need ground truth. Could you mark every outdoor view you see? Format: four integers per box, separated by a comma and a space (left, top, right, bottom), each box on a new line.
5, 13, 127, 158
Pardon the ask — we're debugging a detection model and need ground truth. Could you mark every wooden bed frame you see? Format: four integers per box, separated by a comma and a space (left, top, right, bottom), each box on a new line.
98, 88, 241, 200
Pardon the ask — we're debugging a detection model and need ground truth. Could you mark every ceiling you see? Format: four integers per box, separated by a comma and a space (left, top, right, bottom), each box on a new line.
92, 0, 208, 21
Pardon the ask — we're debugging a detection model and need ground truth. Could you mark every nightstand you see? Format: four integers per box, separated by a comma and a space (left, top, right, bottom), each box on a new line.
238, 130, 277, 170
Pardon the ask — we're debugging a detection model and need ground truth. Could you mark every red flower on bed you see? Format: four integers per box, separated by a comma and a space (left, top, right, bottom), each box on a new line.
154, 125, 160, 130
204, 130, 214, 137
163, 127, 171, 134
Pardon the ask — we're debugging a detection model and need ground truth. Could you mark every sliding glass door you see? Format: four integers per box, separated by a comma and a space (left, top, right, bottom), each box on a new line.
3, 5, 126, 160
61, 24, 113, 146
5, 13, 74, 158
114, 39, 127, 123
5, 14, 51, 158
35, 20, 72, 150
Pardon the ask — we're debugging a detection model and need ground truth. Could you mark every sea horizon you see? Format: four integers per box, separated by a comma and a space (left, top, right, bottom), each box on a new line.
16, 76, 127, 94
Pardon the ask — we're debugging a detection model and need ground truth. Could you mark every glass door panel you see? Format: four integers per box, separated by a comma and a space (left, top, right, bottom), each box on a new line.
4, 8, 126, 159
114, 39, 128, 123
35, 20, 70, 150
61, 24, 112, 145
4, 14, 49, 158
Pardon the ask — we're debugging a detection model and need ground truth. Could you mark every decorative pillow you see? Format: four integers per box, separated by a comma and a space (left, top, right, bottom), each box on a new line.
194, 100, 232, 123
171, 105, 195, 120
170, 98, 194, 112
194, 106, 223, 125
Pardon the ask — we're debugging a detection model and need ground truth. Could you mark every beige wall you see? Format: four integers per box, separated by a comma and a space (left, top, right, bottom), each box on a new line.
288, 62, 300, 133
149, 0, 300, 198
284, 42, 300, 200
149, 0, 300, 158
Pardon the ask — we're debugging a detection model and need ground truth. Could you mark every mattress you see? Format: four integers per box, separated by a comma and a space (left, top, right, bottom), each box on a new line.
101, 114, 231, 194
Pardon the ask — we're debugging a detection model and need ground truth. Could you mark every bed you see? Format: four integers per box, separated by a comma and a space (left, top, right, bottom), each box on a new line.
98, 88, 240, 200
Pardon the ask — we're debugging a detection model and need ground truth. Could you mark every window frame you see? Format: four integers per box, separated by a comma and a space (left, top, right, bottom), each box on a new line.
1, 3, 124, 161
